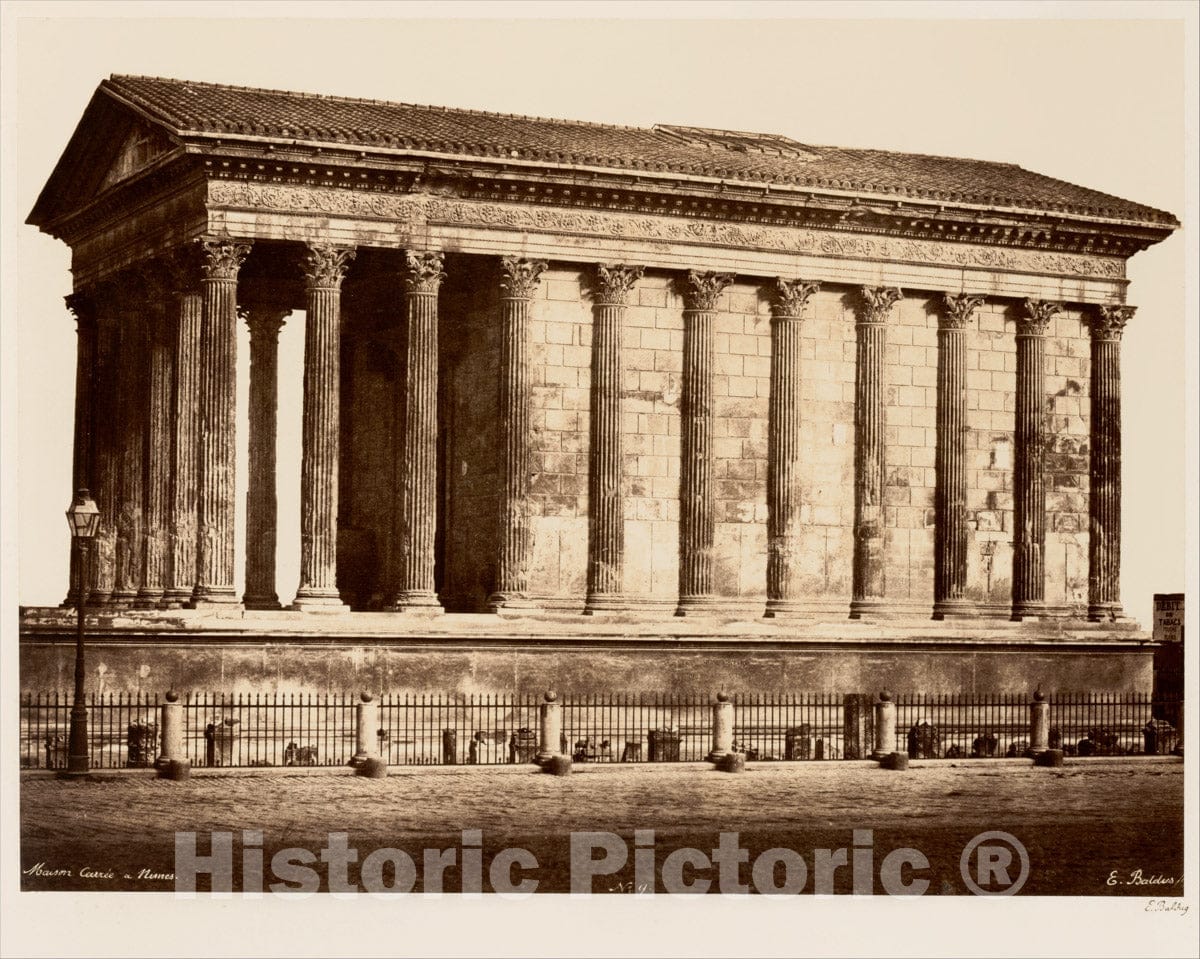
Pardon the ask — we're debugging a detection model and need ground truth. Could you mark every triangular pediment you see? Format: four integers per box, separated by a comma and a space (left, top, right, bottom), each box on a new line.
26, 86, 184, 233
100, 121, 175, 190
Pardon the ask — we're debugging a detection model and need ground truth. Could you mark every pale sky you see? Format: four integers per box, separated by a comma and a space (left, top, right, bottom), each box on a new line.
3, 5, 1193, 627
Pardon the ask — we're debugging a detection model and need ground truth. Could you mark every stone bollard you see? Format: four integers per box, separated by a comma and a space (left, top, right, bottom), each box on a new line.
871, 691, 896, 761
156, 691, 189, 779
717, 752, 745, 773
351, 692, 379, 768
880, 751, 909, 771
544, 754, 572, 776
707, 692, 734, 763
1028, 688, 1050, 756
1034, 748, 1064, 768
536, 691, 562, 766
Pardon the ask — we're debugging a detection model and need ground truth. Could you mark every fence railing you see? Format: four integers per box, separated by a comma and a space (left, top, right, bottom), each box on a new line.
19, 691, 1184, 770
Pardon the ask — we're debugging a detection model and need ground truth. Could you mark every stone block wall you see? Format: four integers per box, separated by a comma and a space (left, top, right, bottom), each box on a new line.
431, 258, 1092, 616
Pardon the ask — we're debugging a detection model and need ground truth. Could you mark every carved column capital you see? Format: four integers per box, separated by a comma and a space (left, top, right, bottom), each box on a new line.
304, 245, 355, 291
240, 305, 289, 340
499, 257, 547, 298
594, 264, 644, 306
64, 291, 97, 330
1090, 304, 1136, 341
856, 286, 903, 325
1018, 298, 1062, 337
939, 293, 985, 330
682, 270, 734, 311
402, 251, 446, 295
771, 278, 820, 320
199, 237, 252, 281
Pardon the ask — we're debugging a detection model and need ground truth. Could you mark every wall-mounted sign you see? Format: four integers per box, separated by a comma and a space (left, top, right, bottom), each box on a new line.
1153, 593, 1184, 644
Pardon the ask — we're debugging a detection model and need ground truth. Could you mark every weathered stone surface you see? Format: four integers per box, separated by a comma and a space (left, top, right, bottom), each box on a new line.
393, 251, 445, 610
851, 287, 901, 617
294, 245, 354, 611
677, 271, 733, 615
490, 257, 547, 611
933, 293, 983, 619
243, 305, 288, 610
1087, 305, 1133, 621
192, 239, 249, 606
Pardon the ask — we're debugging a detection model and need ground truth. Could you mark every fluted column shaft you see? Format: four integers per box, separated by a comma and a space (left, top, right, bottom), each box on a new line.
1088, 305, 1133, 621
766, 278, 819, 616
933, 293, 982, 619
192, 239, 249, 606
92, 308, 119, 604
1012, 299, 1059, 619
164, 283, 203, 607
113, 306, 146, 606
676, 271, 733, 616
585, 264, 643, 613
138, 294, 173, 607
244, 307, 288, 609
394, 251, 445, 610
489, 257, 546, 610
850, 287, 901, 618
294, 245, 354, 611
63, 293, 97, 605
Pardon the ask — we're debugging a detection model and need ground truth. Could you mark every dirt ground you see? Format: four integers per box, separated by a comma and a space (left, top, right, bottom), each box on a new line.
19, 758, 1185, 896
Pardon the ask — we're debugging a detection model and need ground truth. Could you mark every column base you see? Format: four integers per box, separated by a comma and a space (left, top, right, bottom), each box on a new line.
388, 591, 445, 614
932, 599, 978, 621
110, 589, 138, 607
187, 586, 241, 608
763, 599, 807, 619
487, 593, 539, 614
848, 599, 903, 620
243, 594, 282, 611
291, 589, 349, 613
1087, 602, 1125, 623
675, 595, 723, 617
161, 589, 192, 609
89, 591, 114, 607
706, 749, 732, 764
1011, 601, 1048, 622
583, 593, 629, 615
133, 588, 165, 609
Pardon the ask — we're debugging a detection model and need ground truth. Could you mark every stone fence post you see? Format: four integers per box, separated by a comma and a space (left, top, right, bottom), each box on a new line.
708, 692, 733, 763
1029, 689, 1049, 755
352, 692, 379, 767
872, 691, 896, 761
158, 690, 183, 765
536, 691, 562, 766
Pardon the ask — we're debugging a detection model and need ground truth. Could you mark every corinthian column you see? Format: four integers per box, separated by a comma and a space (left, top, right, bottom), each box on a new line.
676, 270, 733, 616
163, 254, 203, 608
293, 245, 354, 612
243, 305, 289, 610
1087, 304, 1134, 622
933, 293, 983, 620
765, 277, 820, 617
191, 237, 250, 607
138, 279, 173, 608
393, 251, 445, 611
850, 286, 901, 618
1012, 299, 1060, 621
113, 300, 147, 607
63, 292, 97, 605
585, 264, 643, 614
91, 301, 119, 605
489, 257, 546, 612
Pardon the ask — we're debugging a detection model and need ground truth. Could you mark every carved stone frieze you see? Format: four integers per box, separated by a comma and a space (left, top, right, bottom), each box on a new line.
206, 180, 1128, 281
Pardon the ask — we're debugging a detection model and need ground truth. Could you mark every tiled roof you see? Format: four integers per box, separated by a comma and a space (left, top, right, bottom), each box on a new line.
103, 75, 1177, 227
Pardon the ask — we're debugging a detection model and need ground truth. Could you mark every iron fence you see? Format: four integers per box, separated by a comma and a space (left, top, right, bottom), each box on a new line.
19, 690, 1184, 769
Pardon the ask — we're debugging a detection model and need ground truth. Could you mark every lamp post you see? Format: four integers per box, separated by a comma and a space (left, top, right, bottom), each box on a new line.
65, 488, 100, 777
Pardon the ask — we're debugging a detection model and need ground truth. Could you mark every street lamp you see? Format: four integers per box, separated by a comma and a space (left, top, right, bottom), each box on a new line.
65, 488, 100, 777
